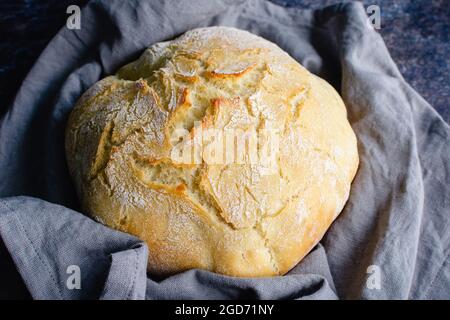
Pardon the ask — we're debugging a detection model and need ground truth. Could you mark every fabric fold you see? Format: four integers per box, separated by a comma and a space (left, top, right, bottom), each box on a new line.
0, 197, 146, 299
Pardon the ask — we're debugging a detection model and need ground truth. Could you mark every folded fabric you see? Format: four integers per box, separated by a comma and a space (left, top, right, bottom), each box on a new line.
0, 0, 448, 299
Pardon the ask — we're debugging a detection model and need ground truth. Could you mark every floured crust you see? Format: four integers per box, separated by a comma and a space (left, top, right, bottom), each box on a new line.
65, 27, 359, 277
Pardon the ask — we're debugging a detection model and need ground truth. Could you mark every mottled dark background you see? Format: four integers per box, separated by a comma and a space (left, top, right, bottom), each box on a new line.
0, 0, 448, 300
0, 0, 449, 123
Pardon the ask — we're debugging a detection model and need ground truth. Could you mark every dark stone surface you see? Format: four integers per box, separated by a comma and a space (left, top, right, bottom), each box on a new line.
0, 0, 88, 114
0, 0, 448, 300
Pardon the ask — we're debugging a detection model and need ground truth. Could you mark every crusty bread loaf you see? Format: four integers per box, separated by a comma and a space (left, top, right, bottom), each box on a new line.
65, 27, 359, 277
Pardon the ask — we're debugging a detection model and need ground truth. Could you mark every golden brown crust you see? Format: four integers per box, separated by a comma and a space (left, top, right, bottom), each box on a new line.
65, 27, 359, 277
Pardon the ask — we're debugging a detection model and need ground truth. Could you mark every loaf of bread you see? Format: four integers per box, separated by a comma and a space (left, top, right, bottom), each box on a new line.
65, 27, 359, 277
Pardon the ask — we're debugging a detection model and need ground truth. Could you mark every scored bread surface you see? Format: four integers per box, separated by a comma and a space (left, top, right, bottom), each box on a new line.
65, 27, 359, 277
